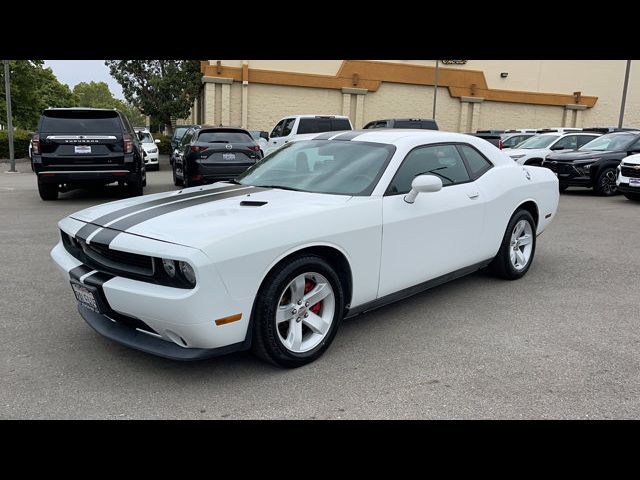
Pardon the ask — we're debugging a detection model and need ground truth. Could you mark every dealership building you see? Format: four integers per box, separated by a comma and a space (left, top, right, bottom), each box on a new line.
180, 60, 640, 133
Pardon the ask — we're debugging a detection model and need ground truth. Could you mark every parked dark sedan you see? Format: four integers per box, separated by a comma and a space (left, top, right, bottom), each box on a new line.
541, 131, 640, 195
172, 127, 262, 187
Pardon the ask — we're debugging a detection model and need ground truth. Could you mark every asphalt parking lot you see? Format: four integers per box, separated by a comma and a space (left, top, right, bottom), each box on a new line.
1, 155, 639, 419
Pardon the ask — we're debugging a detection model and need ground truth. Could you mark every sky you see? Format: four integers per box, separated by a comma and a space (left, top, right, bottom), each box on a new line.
44, 60, 125, 99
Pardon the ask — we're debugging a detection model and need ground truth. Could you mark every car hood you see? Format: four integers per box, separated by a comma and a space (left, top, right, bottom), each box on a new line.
622, 154, 640, 166
141, 143, 157, 152
70, 184, 353, 249
504, 148, 548, 157
545, 150, 618, 161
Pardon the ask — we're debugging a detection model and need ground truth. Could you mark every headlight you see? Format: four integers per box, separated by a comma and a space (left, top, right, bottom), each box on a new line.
510, 154, 526, 159
148, 148, 158, 154
179, 261, 196, 286
162, 258, 176, 277
583, 163, 593, 171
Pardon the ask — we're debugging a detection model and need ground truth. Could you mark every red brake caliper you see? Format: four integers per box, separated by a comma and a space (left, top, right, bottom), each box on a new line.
304, 280, 322, 315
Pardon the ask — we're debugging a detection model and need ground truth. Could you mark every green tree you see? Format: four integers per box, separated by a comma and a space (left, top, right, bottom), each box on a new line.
73, 81, 146, 126
1, 60, 77, 130
105, 60, 202, 135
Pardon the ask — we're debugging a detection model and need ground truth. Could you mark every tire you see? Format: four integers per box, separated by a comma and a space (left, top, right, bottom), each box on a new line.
594, 167, 618, 196
126, 177, 144, 197
489, 209, 536, 280
252, 254, 345, 368
38, 181, 58, 200
623, 192, 640, 201
559, 184, 568, 192
173, 165, 183, 186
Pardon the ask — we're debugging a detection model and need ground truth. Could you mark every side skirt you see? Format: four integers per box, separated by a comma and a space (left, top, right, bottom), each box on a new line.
345, 260, 492, 319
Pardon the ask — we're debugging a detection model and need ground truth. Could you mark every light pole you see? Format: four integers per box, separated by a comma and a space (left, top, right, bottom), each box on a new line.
432, 60, 439, 120
618, 60, 631, 128
3, 60, 16, 172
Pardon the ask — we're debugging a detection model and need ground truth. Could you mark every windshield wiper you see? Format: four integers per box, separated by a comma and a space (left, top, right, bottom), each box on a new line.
256, 184, 304, 192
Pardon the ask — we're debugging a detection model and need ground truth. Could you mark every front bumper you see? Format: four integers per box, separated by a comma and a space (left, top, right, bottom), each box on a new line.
616, 181, 640, 194
144, 153, 159, 164
51, 221, 254, 359
540, 161, 593, 187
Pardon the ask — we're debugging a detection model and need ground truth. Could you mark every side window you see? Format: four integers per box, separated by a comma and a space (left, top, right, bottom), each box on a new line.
386, 144, 471, 195
271, 120, 285, 138
281, 118, 296, 137
458, 144, 493, 179
180, 129, 194, 146
363, 122, 375, 129
553, 135, 578, 150
577, 135, 598, 148
375, 121, 388, 128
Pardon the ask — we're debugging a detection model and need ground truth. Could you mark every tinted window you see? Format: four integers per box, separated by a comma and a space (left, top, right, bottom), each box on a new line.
517, 135, 560, 149
387, 144, 471, 194
173, 126, 190, 141
393, 120, 437, 130
297, 118, 351, 134
577, 135, 599, 148
271, 120, 285, 138
180, 129, 195, 146
40, 111, 121, 133
138, 132, 155, 143
459, 144, 492, 178
281, 118, 296, 137
363, 122, 376, 129
237, 140, 395, 196
197, 131, 252, 143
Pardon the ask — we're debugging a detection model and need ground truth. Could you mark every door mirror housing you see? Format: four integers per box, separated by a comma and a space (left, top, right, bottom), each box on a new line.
550, 144, 567, 151
260, 131, 269, 140
404, 174, 443, 204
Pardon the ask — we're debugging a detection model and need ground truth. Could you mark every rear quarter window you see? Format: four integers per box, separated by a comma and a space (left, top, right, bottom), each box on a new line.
297, 118, 351, 134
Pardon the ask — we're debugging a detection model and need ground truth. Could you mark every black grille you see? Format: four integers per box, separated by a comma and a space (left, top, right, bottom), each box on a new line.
83, 241, 153, 273
545, 162, 574, 174
621, 166, 640, 178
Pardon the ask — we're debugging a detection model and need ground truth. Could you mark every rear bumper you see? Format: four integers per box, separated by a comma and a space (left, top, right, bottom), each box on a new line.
190, 163, 255, 182
37, 170, 139, 184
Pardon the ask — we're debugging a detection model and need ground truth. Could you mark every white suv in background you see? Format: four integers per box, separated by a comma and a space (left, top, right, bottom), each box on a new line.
264, 115, 352, 155
503, 132, 600, 166
616, 153, 640, 201
136, 129, 161, 170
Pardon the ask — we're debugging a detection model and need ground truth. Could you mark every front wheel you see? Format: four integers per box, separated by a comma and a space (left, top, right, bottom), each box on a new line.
173, 165, 183, 186
489, 209, 536, 280
252, 255, 344, 368
126, 177, 144, 197
595, 167, 617, 196
623, 192, 640, 201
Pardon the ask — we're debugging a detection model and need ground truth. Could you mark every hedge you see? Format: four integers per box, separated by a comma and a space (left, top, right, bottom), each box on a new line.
152, 133, 172, 155
0, 130, 31, 159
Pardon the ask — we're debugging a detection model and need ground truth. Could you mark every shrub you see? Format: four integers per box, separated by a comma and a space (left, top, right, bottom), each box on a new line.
0, 129, 31, 159
152, 133, 172, 155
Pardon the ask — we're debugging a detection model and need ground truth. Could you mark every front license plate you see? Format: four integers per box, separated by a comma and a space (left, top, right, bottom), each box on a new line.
630, 178, 640, 187
222, 152, 236, 161
75, 145, 92, 154
71, 281, 100, 313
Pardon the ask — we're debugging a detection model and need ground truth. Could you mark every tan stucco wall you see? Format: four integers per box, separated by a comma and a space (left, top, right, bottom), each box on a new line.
192, 60, 640, 132
363, 83, 460, 131
246, 83, 343, 131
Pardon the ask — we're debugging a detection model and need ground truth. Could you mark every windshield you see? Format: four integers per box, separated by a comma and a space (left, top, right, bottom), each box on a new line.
515, 135, 559, 149
236, 140, 395, 196
138, 132, 154, 143
579, 133, 636, 151
174, 127, 189, 140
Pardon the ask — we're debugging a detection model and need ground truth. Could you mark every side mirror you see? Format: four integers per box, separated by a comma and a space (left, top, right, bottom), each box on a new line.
404, 175, 443, 204
154, 139, 161, 144
550, 145, 568, 151
260, 131, 269, 140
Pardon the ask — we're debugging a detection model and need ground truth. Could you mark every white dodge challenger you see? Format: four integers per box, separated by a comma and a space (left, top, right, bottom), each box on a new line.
51, 130, 559, 367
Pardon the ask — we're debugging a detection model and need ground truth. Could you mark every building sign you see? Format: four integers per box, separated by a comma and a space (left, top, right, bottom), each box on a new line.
441, 60, 467, 65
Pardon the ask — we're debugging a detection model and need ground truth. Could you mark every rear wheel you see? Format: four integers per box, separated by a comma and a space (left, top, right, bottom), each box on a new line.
252, 255, 344, 368
126, 177, 144, 197
623, 192, 640, 201
490, 209, 536, 280
173, 165, 183, 186
38, 181, 58, 200
595, 167, 617, 196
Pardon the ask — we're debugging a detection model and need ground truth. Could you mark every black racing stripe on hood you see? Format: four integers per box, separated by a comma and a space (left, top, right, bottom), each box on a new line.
90, 186, 268, 246
74, 184, 241, 240
331, 131, 366, 141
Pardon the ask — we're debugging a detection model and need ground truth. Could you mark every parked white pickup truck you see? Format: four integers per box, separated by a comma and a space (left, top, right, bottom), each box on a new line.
264, 115, 352, 155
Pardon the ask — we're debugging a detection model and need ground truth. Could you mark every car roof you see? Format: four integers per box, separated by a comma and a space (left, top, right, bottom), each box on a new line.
44, 107, 119, 112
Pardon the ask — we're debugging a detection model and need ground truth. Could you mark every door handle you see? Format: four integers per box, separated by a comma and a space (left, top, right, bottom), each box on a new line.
467, 191, 480, 199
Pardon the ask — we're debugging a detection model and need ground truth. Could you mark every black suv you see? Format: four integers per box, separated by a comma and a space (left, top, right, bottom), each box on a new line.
169, 124, 199, 166
363, 118, 439, 130
32, 108, 146, 200
542, 131, 640, 195
172, 126, 262, 187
